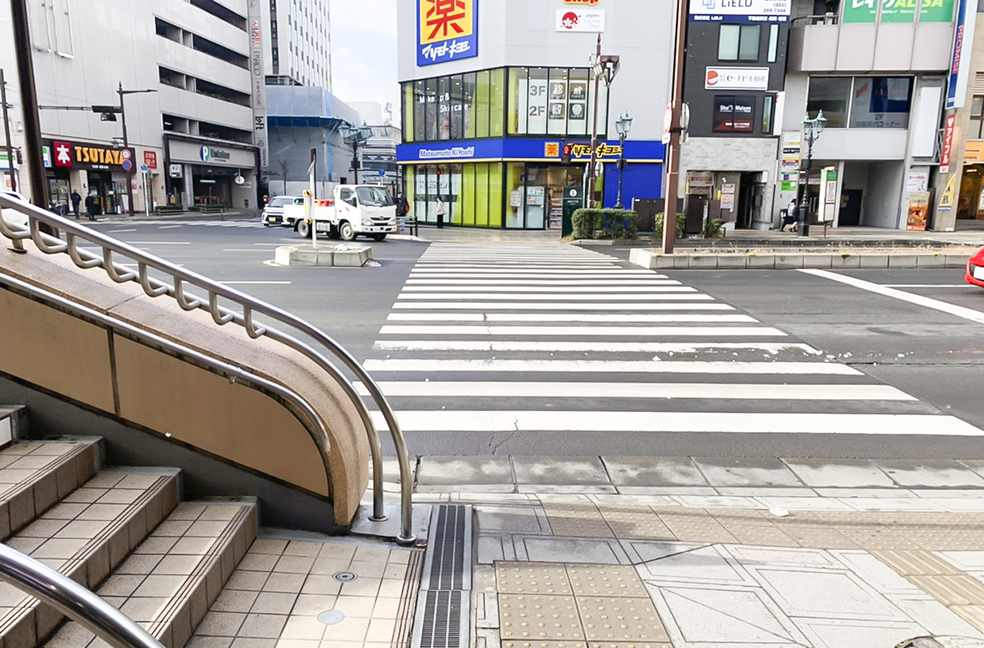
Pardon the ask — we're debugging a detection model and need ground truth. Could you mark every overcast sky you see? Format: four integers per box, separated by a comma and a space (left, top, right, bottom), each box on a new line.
330, 0, 399, 118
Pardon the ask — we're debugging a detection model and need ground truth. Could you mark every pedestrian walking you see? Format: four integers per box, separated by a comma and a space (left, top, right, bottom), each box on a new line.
395, 193, 409, 233
84, 193, 96, 221
70, 190, 82, 219
781, 198, 798, 232
436, 196, 446, 229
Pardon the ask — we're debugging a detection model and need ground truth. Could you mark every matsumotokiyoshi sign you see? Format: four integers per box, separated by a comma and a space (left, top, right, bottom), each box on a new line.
417, 0, 479, 67
690, 0, 790, 22
419, 146, 476, 159
705, 67, 769, 90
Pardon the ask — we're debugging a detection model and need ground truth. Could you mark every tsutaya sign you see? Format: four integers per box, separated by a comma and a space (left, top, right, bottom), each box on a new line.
690, 0, 790, 22
44, 140, 135, 171
417, 0, 479, 67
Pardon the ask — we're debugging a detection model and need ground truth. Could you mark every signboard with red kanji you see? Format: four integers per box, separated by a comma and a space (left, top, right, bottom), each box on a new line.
417, 0, 479, 67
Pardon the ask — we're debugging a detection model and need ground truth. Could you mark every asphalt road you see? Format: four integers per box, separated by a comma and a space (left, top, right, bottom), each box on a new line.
86, 218, 984, 460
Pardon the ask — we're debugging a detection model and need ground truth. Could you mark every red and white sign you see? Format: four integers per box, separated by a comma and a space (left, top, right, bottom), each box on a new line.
143, 151, 158, 169
563, 0, 600, 4
705, 67, 769, 91
556, 9, 605, 31
663, 105, 673, 145
940, 113, 956, 173
53, 141, 72, 167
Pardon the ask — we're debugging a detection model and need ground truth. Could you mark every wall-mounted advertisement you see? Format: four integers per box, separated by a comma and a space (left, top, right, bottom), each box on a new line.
705, 67, 769, 91
247, 0, 268, 169
417, 0, 479, 67
946, 0, 976, 109
921, 0, 956, 22
844, 0, 955, 22
557, 9, 606, 31
712, 96, 755, 132
690, 0, 790, 22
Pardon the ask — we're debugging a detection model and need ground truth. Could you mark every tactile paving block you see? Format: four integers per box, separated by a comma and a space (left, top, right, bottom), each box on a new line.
499, 594, 584, 641
597, 509, 676, 541
656, 514, 738, 544
897, 529, 984, 551
575, 596, 670, 643
722, 525, 801, 548
907, 575, 984, 607
497, 563, 574, 595
950, 605, 984, 633
566, 565, 650, 599
501, 642, 588, 648
782, 527, 860, 550
587, 644, 673, 648
873, 550, 963, 576
543, 504, 613, 539
835, 528, 921, 551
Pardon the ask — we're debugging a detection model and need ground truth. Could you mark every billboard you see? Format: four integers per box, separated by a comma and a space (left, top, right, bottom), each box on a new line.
417, 0, 479, 67
690, 0, 790, 22
247, 0, 268, 169
946, 0, 976, 109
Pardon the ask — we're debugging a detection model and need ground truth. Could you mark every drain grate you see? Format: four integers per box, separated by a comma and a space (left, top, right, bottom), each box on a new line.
411, 505, 473, 648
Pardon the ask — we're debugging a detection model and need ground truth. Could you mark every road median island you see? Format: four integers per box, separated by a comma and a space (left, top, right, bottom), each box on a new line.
629, 245, 979, 270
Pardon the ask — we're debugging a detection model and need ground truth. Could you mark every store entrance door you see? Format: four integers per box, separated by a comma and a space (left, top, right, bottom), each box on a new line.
523, 165, 584, 230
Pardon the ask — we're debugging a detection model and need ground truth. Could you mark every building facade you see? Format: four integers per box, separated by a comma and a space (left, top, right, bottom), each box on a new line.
0, 0, 261, 213
261, 0, 331, 89
396, 0, 670, 229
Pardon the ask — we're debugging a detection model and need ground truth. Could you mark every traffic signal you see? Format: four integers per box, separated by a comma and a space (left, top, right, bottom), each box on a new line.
562, 143, 572, 165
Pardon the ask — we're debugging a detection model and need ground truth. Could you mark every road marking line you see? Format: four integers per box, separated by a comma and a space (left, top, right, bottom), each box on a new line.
222, 249, 274, 252
400, 286, 688, 293
354, 381, 913, 400
882, 284, 975, 288
392, 302, 733, 310
158, 225, 182, 229
368, 411, 980, 434
802, 269, 984, 325
378, 325, 785, 337
386, 313, 757, 323
363, 358, 858, 375
127, 241, 192, 245
406, 279, 677, 285
397, 293, 708, 301
222, 281, 292, 285
373, 340, 817, 353
410, 270, 654, 276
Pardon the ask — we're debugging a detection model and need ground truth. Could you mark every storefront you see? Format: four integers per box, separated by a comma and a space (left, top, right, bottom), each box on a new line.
42, 139, 135, 215
164, 135, 259, 209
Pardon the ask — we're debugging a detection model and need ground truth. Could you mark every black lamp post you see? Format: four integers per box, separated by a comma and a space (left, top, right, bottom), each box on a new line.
797, 110, 827, 237
117, 83, 157, 215
614, 111, 632, 209
341, 122, 373, 185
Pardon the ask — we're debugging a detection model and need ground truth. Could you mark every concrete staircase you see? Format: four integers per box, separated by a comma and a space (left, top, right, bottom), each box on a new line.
0, 432, 259, 648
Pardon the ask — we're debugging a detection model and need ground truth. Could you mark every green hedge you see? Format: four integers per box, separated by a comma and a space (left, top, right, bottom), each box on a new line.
653, 213, 686, 240
571, 208, 639, 240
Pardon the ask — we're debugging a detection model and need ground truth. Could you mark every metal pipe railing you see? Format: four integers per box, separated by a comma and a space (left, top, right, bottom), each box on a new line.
0, 542, 164, 648
0, 195, 414, 543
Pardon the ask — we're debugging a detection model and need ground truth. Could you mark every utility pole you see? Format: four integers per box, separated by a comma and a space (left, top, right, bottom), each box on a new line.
587, 35, 603, 208
662, 0, 689, 254
117, 83, 157, 216
0, 70, 17, 192
10, 0, 48, 211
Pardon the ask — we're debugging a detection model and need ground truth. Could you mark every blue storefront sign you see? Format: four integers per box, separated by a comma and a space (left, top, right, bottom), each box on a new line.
397, 139, 665, 164
946, 0, 976, 109
417, 0, 480, 67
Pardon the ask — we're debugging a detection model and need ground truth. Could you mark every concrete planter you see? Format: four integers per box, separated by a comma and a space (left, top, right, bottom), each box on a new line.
274, 244, 372, 268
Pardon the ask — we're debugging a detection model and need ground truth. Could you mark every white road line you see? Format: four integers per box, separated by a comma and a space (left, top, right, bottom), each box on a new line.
127, 241, 192, 245
222, 249, 273, 252
392, 302, 733, 310
362, 359, 858, 375
400, 286, 689, 293
355, 381, 913, 400
386, 313, 757, 323
410, 270, 655, 276
802, 269, 984, 325
413, 265, 622, 271
222, 281, 293, 285
406, 279, 677, 286
108, 228, 137, 233
368, 411, 981, 435
378, 325, 785, 337
158, 225, 182, 229
397, 293, 708, 301
373, 340, 817, 353
883, 284, 975, 288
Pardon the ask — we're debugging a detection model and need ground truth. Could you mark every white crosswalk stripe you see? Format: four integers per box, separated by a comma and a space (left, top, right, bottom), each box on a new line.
363, 243, 982, 437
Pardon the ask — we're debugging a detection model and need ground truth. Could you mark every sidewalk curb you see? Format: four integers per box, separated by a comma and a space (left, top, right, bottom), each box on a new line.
628, 248, 969, 270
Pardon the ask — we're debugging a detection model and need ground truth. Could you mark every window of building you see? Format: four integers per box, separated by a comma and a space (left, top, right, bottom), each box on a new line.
767, 24, 780, 62
806, 76, 853, 128
424, 78, 438, 141
713, 95, 755, 133
762, 94, 775, 134
807, 76, 913, 129
971, 95, 984, 138
438, 77, 451, 140
718, 25, 760, 61
450, 75, 465, 140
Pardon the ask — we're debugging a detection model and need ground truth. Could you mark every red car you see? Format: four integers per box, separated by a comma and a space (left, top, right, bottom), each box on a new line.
967, 247, 984, 287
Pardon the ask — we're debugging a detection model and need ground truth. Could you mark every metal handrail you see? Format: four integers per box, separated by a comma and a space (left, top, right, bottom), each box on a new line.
0, 542, 164, 648
0, 195, 415, 544
791, 13, 839, 25
0, 272, 337, 502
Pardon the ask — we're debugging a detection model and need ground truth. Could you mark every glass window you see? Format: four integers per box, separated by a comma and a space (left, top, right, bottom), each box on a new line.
807, 76, 853, 128
712, 95, 755, 133
762, 94, 775, 134
849, 77, 913, 128
488, 163, 503, 228
505, 163, 525, 229
438, 76, 451, 140
767, 24, 779, 63
490, 68, 505, 137
527, 68, 549, 135
587, 76, 610, 138
414, 80, 426, 142
424, 78, 438, 141
476, 70, 491, 138
567, 69, 590, 136
450, 75, 464, 140
449, 163, 462, 224
462, 72, 477, 138
972, 95, 984, 119
461, 164, 476, 225
508, 67, 527, 135
474, 164, 489, 227
719, 24, 760, 61
404, 83, 414, 143
548, 69, 569, 136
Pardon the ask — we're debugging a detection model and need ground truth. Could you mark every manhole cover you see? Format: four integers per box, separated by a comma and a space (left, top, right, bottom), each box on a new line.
333, 571, 357, 582
317, 610, 345, 625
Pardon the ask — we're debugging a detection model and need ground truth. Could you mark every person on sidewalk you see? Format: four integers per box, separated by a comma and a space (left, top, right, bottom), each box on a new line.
84, 193, 97, 221
780, 198, 798, 232
436, 196, 446, 229
70, 190, 82, 220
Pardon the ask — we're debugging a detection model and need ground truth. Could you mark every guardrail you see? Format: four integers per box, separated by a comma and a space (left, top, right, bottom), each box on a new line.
0, 542, 165, 648
0, 194, 415, 544
790, 12, 839, 25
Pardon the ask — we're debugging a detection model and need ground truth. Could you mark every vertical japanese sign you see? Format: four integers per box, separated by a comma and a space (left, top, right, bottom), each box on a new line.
248, 0, 269, 169
417, 0, 479, 67
940, 113, 955, 173
946, 0, 976, 109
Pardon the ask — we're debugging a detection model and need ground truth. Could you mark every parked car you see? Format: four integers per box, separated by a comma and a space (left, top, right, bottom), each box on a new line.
261, 195, 302, 227
284, 185, 397, 242
0, 191, 30, 230
966, 247, 984, 287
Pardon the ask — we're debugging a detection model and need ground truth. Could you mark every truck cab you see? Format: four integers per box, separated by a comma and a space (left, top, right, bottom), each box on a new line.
286, 185, 397, 242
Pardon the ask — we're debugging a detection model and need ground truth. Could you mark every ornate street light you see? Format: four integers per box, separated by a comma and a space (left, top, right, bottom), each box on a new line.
796, 110, 826, 237
340, 122, 374, 184
614, 111, 633, 209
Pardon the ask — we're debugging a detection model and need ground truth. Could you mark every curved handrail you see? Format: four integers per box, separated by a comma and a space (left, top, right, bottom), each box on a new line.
0, 272, 337, 502
0, 542, 165, 648
0, 196, 414, 543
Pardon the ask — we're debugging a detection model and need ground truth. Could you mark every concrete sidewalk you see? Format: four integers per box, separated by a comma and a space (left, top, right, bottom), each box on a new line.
379, 456, 984, 648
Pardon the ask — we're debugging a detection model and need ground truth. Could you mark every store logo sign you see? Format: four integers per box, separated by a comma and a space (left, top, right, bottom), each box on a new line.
563, 0, 600, 5
53, 141, 73, 167
557, 9, 605, 31
419, 146, 475, 159
705, 67, 769, 90
417, 0, 479, 67
200, 146, 211, 162
200, 146, 232, 163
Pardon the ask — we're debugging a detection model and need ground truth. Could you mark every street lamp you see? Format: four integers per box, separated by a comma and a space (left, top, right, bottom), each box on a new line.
341, 122, 373, 184
586, 35, 620, 208
117, 83, 157, 216
796, 110, 826, 237
614, 111, 633, 210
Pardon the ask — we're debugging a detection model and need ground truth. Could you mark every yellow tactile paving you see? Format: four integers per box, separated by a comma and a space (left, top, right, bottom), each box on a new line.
873, 550, 964, 576
566, 566, 650, 599
497, 564, 574, 596
498, 594, 584, 641
597, 508, 675, 540
950, 605, 984, 633
907, 575, 984, 607
542, 503, 613, 539
501, 642, 587, 648
576, 596, 669, 643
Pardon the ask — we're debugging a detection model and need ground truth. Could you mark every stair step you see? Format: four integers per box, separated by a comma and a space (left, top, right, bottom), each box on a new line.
42, 500, 257, 648
0, 438, 99, 539
0, 467, 179, 647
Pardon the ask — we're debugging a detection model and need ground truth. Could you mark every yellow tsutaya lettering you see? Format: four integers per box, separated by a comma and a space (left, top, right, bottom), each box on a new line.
74, 147, 82, 162
83, 148, 91, 163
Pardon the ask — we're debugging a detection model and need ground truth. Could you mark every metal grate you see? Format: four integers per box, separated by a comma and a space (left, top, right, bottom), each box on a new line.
411, 505, 472, 648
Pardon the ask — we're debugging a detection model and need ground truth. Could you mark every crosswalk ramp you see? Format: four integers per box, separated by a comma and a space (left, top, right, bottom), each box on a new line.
362, 243, 982, 437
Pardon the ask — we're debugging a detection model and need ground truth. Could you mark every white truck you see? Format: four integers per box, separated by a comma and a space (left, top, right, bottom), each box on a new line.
284, 185, 397, 242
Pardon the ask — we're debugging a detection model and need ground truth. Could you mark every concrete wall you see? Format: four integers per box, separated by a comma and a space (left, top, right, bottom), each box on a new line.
862, 161, 905, 228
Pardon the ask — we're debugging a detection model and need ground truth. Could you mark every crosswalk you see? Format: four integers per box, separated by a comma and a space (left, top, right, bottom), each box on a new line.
94, 220, 266, 229
362, 243, 982, 437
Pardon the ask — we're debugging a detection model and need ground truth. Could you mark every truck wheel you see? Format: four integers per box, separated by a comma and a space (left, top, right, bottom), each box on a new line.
339, 221, 356, 241
371, 234, 387, 242
297, 220, 310, 238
